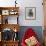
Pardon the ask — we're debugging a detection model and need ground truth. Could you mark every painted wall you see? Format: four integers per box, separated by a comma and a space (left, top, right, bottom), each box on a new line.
0, 0, 44, 26
18, 0, 44, 26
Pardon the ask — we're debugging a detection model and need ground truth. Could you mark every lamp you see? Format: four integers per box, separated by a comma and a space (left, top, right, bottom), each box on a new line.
15, 0, 17, 7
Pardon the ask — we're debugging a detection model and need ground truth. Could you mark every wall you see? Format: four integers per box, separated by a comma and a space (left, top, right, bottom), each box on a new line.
0, 0, 44, 26
18, 0, 44, 26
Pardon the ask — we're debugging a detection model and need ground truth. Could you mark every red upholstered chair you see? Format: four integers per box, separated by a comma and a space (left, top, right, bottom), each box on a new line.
21, 28, 41, 46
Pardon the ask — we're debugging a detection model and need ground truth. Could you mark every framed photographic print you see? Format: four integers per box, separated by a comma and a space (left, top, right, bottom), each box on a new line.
25, 7, 36, 20
2, 10, 9, 15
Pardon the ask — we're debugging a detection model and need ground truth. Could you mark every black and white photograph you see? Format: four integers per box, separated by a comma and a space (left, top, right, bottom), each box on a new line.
25, 7, 36, 20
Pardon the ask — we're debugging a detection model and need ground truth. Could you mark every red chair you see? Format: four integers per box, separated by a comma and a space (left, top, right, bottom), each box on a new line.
21, 28, 41, 46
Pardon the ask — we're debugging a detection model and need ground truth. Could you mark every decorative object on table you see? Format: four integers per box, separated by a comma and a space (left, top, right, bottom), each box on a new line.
9, 10, 18, 15
21, 28, 41, 46
5, 18, 8, 24
1, 28, 13, 41
13, 32, 18, 41
2, 16, 8, 24
25, 7, 36, 20
13, 28, 18, 41
15, 0, 17, 7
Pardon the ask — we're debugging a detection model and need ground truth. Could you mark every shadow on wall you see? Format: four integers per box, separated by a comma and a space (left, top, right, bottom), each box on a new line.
18, 26, 43, 44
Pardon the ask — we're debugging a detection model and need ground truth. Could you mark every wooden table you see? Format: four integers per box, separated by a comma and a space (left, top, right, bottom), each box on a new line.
0, 40, 19, 46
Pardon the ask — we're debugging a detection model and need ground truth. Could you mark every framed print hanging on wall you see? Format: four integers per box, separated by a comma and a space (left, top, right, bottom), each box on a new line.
25, 7, 36, 20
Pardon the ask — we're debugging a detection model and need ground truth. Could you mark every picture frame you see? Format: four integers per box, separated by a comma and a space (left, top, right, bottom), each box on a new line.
25, 7, 36, 20
2, 10, 9, 15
